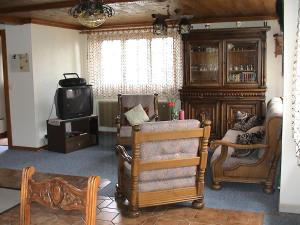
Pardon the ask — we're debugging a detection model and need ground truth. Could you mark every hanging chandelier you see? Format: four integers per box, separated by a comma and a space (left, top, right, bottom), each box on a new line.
153, 17, 168, 35
152, 6, 193, 36
69, 0, 115, 28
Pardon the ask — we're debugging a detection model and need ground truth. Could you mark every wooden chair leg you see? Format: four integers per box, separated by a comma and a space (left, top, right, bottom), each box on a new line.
211, 181, 222, 190
263, 182, 274, 194
192, 196, 205, 209
128, 205, 140, 218
115, 184, 125, 200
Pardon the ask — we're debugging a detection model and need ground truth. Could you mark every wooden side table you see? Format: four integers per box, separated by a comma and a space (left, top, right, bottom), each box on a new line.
47, 115, 98, 153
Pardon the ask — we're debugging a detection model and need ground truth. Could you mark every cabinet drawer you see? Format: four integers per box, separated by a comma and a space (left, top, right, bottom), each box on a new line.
65, 134, 95, 153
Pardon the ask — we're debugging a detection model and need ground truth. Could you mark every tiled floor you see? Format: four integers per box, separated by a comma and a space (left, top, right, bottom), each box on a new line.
0, 168, 264, 225
0, 196, 264, 225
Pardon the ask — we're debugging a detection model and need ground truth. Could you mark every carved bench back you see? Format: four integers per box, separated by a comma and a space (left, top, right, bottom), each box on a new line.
20, 166, 100, 225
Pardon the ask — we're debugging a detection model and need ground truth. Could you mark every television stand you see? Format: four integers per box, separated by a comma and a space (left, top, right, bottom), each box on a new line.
47, 115, 98, 153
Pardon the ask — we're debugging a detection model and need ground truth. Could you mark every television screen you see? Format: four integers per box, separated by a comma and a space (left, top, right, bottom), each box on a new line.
55, 85, 93, 120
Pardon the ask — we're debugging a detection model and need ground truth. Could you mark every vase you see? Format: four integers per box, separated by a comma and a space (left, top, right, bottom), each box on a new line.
170, 106, 178, 120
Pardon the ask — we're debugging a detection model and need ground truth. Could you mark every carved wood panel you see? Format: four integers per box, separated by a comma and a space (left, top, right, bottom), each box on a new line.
184, 100, 220, 139
29, 178, 86, 211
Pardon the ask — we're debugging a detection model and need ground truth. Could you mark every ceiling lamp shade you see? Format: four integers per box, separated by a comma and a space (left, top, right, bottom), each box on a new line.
153, 17, 168, 35
178, 18, 192, 34
69, 0, 115, 28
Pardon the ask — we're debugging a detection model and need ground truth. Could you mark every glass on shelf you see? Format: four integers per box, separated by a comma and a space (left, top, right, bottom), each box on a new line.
227, 71, 257, 83
227, 42, 258, 52
229, 64, 256, 72
191, 46, 218, 53
191, 64, 218, 72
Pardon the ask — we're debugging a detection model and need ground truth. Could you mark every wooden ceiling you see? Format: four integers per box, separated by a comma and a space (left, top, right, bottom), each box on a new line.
0, 0, 277, 30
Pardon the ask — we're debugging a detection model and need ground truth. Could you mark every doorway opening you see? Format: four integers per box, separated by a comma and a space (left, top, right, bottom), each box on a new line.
0, 30, 12, 153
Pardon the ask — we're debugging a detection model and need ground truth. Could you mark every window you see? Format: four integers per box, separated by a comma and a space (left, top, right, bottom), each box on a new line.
87, 29, 182, 98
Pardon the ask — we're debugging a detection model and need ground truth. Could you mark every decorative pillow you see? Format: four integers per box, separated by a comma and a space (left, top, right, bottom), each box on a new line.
124, 104, 150, 126
232, 111, 264, 132
232, 126, 265, 158
123, 106, 149, 126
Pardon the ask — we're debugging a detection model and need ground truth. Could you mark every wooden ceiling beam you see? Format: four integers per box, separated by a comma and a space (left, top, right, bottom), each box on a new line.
0, 0, 142, 14
0, 15, 30, 24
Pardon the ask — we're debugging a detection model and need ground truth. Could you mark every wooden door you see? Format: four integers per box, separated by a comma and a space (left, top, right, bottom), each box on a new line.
184, 100, 221, 139
222, 101, 263, 136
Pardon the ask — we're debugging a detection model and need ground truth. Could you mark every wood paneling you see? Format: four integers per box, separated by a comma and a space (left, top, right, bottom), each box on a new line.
0, 0, 277, 29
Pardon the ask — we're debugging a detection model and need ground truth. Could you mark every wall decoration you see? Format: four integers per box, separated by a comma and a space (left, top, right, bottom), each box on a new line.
274, 33, 283, 57
10, 53, 30, 72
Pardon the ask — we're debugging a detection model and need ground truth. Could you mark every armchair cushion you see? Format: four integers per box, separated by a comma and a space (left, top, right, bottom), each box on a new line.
140, 120, 200, 161
124, 173, 196, 192
232, 126, 265, 158
120, 94, 156, 126
124, 161, 196, 182
124, 119, 201, 192
119, 126, 132, 137
232, 113, 264, 132
124, 104, 150, 126
211, 127, 263, 168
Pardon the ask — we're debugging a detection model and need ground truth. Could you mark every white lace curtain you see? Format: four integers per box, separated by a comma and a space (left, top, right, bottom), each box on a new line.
292, 1, 300, 165
87, 28, 183, 99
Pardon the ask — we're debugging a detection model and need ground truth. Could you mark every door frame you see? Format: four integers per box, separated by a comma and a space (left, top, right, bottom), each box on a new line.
0, 29, 12, 147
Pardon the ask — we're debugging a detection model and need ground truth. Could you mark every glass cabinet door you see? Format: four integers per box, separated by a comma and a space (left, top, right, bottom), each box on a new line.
188, 41, 222, 86
225, 40, 260, 85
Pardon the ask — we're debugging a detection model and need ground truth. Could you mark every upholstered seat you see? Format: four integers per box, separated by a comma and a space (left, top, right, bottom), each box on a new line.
116, 94, 158, 146
115, 119, 211, 217
210, 129, 259, 168
210, 97, 283, 193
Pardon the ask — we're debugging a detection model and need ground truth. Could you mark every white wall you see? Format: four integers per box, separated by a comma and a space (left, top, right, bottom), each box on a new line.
193, 20, 283, 102
31, 24, 81, 147
279, 0, 300, 214
5, 24, 81, 148
5, 24, 37, 147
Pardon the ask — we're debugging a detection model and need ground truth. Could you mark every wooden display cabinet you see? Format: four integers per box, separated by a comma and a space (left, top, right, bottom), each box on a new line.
47, 115, 98, 153
180, 27, 268, 139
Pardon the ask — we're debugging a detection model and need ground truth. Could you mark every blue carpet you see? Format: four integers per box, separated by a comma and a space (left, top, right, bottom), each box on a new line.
0, 133, 299, 225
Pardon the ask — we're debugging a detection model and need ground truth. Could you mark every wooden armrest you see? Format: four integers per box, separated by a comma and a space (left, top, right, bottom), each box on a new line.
210, 140, 268, 150
149, 114, 159, 122
115, 115, 120, 124
115, 145, 132, 164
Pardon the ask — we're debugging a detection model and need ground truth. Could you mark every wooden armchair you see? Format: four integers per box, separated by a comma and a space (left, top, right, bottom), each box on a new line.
115, 119, 211, 217
210, 97, 283, 193
116, 93, 159, 146
20, 166, 100, 225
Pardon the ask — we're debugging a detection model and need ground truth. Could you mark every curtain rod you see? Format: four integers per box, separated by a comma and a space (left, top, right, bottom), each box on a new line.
80, 25, 153, 34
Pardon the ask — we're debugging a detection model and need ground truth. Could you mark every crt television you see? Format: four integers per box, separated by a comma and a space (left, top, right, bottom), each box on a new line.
55, 85, 93, 120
